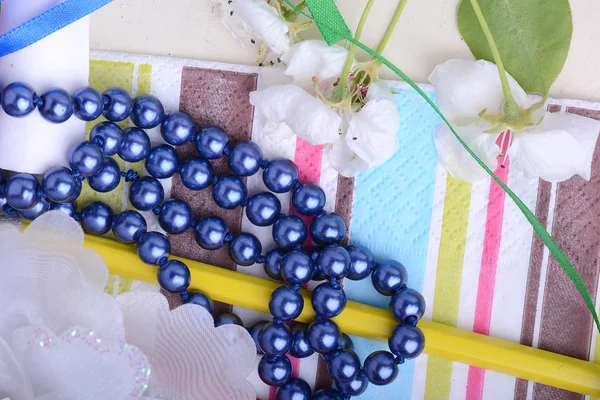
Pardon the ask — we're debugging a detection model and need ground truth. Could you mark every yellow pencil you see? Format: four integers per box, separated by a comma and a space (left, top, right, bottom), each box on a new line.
86, 233, 600, 396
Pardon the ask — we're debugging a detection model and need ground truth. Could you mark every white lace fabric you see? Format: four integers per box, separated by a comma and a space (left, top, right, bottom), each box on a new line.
0, 212, 256, 400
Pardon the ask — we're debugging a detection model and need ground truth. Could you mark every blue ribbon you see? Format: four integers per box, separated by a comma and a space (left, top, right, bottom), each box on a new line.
0, 0, 113, 58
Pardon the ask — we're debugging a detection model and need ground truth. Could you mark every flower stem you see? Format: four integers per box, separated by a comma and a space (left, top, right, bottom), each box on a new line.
376, 0, 409, 54
469, 0, 518, 120
337, 0, 376, 94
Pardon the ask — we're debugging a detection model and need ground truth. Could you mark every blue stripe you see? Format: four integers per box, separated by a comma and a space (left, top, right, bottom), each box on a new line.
0, 0, 112, 57
345, 87, 440, 399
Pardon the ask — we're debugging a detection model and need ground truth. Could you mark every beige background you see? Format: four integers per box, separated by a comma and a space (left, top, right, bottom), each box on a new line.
91, 0, 600, 102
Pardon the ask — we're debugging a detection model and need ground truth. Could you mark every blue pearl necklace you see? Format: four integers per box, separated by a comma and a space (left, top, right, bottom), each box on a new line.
0, 82, 426, 400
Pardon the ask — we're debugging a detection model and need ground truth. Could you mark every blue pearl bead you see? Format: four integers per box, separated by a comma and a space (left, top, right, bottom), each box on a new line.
131, 94, 164, 129
312, 281, 347, 318
161, 111, 195, 145
229, 232, 262, 266
158, 199, 193, 234
388, 324, 425, 359
228, 142, 262, 176
50, 201, 77, 217
179, 158, 213, 191
194, 216, 229, 250
6, 174, 39, 210
38, 88, 73, 123
346, 244, 374, 281
258, 322, 292, 356
212, 175, 247, 209
145, 145, 179, 179
310, 212, 346, 246
390, 288, 426, 323
42, 167, 81, 203
80, 202, 114, 236
129, 177, 164, 211
364, 350, 398, 385
195, 126, 230, 159
269, 286, 303, 321
338, 333, 354, 351
272, 215, 307, 250
336, 372, 369, 396
289, 323, 314, 358
258, 355, 292, 386
292, 184, 326, 216
276, 378, 311, 400
214, 312, 243, 327
263, 158, 298, 193
317, 245, 351, 279
307, 319, 341, 354
73, 86, 103, 121
102, 87, 133, 122
157, 260, 190, 293
112, 210, 147, 243
185, 291, 215, 315
1, 82, 36, 117
264, 248, 285, 280
312, 388, 345, 400
118, 128, 151, 162
88, 158, 121, 193
249, 321, 269, 354
89, 122, 124, 156
137, 231, 170, 265
328, 349, 360, 383
246, 192, 281, 226
69, 141, 105, 177
18, 198, 50, 220
371, 260, 408, 296
280, 250, 314, 284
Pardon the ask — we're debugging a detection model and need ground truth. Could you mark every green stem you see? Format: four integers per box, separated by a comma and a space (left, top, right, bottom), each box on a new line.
469, 0, 518, 119
337, 0, 376, 94
283, 0, 306, 21
376, 0, 409, 54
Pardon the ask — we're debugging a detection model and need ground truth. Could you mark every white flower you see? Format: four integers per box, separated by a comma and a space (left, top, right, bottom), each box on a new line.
429, 59, 600, 182
0, 212, 256, 400
250, 41, 400, 177
212, 0, 291, 57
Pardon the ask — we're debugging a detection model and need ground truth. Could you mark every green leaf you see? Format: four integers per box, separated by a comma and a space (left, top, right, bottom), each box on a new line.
457, 0, 573, 97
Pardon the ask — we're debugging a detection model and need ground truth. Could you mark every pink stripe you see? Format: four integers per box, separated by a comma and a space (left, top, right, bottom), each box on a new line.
268, 137, 323, 399
466, 131, 511, 400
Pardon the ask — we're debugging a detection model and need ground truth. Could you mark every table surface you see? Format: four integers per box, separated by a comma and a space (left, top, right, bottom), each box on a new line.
90, 0, 600, 102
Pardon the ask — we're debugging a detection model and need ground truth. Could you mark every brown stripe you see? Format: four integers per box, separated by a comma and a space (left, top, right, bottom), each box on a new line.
532, 107, 600, 400
169, 67, 258, 315
514, 103, 563, 400
313, 175, 356, 390
513, 179, 552, 399
335, 175, 355, 246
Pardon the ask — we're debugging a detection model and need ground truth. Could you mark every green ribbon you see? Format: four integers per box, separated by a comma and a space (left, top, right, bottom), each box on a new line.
288, 0, 600, 333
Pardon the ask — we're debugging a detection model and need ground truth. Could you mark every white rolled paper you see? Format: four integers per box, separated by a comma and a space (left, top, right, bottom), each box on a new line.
0, 0, 89, 174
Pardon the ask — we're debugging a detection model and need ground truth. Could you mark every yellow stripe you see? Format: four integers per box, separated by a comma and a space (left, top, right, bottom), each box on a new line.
79, 60, 135, 214
424, 175, 472, 400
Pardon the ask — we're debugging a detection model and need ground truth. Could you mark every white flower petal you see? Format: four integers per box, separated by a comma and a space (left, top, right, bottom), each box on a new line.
282, 40, 351, 88
346, 99, 400, 166
236, 0, 290, 54
366, 81, 395, 103
118, 292, 256, 400
509, 112, 600, 181
250, 85, 341, 145
325, 139, 369, 177
212, 0, 289, 55
434, 124, 499, 182
429, 59, 534, 124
